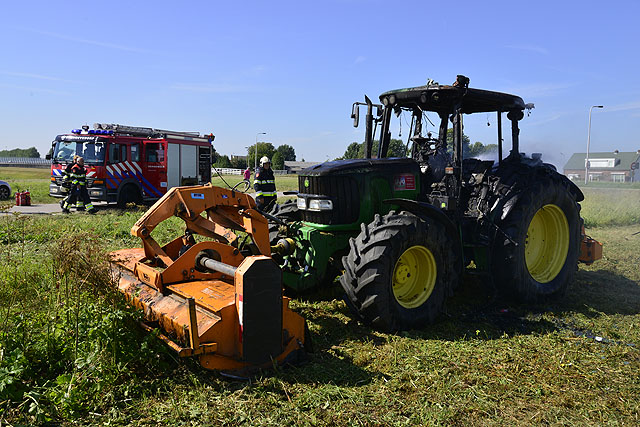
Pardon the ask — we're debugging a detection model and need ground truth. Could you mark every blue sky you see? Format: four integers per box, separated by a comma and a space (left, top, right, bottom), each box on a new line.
1, 0, 639, 168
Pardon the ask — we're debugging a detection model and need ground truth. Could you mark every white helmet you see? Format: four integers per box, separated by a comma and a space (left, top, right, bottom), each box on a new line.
260, 156, 271, 166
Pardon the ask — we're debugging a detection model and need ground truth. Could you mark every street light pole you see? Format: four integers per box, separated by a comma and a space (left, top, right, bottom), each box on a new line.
585, 105, 604, 184
255, 132, 266, 171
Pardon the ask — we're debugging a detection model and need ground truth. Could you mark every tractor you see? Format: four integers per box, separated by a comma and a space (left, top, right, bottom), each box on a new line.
269, 75, 601, 332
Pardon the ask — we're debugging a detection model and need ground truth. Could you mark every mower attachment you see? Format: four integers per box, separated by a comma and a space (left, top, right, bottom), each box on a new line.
109, 184, 307, 371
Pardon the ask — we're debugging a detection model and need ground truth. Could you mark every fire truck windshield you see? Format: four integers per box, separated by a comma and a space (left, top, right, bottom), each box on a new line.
52, 140, 106, 165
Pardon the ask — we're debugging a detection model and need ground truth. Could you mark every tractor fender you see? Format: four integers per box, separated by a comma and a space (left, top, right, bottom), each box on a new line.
383, 198, 463, 273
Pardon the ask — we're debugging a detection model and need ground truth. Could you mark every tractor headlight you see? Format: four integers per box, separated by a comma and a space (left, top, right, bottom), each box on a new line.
297, 196, 307, 210
308, 199, 333, 211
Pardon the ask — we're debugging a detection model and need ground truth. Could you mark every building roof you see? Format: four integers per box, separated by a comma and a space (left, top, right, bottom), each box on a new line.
284, 161, 320, 169
564, 152, 640, 171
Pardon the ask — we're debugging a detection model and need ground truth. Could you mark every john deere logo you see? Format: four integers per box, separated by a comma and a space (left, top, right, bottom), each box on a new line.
304, 178, 310, 188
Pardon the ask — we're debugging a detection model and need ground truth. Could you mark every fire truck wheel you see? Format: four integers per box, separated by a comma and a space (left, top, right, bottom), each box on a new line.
117, 185, 142, 208
0, 185, 9, 200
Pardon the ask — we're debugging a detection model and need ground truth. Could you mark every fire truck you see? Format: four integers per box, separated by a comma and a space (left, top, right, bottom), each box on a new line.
47, 123, 214, 206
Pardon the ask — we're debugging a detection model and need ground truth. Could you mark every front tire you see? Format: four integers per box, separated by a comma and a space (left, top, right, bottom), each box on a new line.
117, 185, 142, 208
340, 211, 459, 332
491, 175, 581, 301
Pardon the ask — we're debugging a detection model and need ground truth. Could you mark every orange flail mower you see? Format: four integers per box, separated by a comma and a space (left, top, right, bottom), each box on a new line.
109, 184, 308, 372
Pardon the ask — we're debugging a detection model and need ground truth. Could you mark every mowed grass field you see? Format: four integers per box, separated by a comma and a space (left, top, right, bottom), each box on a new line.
0, 169, 638, 425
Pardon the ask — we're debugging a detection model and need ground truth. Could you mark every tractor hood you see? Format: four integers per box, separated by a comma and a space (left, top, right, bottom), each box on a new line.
300, 158, 418, 176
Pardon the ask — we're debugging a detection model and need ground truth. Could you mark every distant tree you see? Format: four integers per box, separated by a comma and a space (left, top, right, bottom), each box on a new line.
342, 139, 408, 159
342, 142, 360, 159
446, 128, 471, 158
276, 144, 296, 161
213, 155, 232, 168
272, 151, 285, 170
247, 142, 275, 169
230, 156, 246, 169
387, 139, 408, 158
0, 147, 41, 158
468, 141, 498, 157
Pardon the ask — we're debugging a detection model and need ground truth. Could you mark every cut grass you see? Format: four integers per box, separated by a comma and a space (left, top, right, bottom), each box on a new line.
0, 210, 638, 425
211, 173, 299, 192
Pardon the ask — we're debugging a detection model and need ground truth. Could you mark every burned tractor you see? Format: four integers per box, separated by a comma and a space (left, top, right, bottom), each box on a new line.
270, 75, 601, 332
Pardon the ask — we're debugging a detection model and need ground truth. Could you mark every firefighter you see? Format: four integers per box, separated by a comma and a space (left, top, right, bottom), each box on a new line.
62, 157, 97, 214
253, 156, 277, 211
59, 155, 78, 209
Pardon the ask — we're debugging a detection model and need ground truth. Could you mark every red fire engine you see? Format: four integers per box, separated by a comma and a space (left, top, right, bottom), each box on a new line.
47, 123, 214, 206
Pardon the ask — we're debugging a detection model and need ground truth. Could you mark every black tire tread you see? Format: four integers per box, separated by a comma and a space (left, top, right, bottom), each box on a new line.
491, 169, 581, 302
340, 211, 460, 332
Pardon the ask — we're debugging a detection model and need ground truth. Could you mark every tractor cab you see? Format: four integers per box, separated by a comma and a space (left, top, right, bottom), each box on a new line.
355, 75, 529, 165
350, 75, 542, 216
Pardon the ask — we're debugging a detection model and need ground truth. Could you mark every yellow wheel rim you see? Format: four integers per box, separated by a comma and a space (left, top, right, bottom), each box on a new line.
525, 204, 569, 283
392, 245, 437, 309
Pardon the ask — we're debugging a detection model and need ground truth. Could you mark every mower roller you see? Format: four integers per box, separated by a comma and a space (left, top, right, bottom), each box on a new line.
109, 184, 307, 372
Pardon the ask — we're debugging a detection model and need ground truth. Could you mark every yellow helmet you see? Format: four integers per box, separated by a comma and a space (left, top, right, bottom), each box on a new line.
260, 156, 271, 166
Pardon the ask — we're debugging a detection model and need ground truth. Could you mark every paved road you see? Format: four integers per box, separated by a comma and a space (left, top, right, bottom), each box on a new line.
4, 201, 110, 215
4, 191, 289, 215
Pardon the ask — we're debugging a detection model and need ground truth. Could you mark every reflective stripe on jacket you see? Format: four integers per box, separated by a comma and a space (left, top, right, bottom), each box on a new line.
70, 164, 87, 186
253, 167, 276, 197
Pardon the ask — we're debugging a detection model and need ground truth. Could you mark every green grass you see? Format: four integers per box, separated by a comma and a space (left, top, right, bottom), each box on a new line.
212, 173, 300, 192
0, 205, 638, 425
576, 181, 640, 190
580, 187, 640, 227
0, 167, 52, 204
0, 168, 638, 425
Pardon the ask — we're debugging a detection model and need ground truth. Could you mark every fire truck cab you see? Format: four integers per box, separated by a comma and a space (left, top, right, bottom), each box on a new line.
48, 123, 214, 206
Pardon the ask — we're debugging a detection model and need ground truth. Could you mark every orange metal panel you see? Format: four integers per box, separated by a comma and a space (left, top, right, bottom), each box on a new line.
167, 279, 235, 313
579, 237, 603, 265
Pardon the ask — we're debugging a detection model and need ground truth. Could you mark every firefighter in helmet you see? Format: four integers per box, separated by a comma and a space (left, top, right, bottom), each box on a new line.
253, 156, 277, 211
62, 157, 97, 214
59, 155, 78, 209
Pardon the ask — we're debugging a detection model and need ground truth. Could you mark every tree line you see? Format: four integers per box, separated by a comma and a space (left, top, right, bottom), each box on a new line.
338, 131, 497, 160
0, 147, 41, 158
213, 143, 296, 170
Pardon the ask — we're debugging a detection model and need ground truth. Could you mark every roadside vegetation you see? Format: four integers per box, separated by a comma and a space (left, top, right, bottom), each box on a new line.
0, 168, 51, 204
0, 172, 638, 425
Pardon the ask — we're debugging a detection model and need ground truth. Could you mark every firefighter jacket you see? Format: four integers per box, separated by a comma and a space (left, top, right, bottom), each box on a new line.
253, 167, 276, 197
70, 163, 87, 187
61, 162, 75, 187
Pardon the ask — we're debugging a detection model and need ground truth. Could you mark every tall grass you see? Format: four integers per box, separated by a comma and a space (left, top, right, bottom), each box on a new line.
580, 187, 640, 227
0, 212, 180, 423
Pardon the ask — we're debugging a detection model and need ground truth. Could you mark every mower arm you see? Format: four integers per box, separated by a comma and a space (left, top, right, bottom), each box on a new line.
130, 184, 270, 266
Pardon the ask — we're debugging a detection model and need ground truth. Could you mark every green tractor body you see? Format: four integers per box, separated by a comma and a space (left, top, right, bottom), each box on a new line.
280, 159, 420, 291
271, 75, 590, 331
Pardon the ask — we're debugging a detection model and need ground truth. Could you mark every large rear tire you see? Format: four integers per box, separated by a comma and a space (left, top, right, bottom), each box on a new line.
340, 211, 459, 332
491, 174, 581, 301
